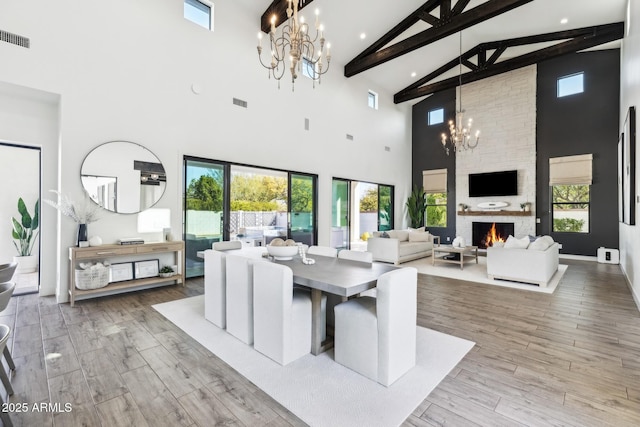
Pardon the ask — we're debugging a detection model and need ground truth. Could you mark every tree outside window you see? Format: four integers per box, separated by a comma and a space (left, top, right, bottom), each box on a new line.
426, 192, 447, 227
552, 185, 589, 232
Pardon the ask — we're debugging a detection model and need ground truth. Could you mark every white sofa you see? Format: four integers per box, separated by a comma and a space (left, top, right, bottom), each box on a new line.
367, 229, 434, 265
486, 236, 559, 287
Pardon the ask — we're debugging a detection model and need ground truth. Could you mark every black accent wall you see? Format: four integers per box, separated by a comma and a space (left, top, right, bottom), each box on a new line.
536, 50, 620, 255
411, 50, 621, 255
412, 88, 456, 242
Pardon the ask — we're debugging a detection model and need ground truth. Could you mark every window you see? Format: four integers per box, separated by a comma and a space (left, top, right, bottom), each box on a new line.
368, 90, 378, 110
184, 0, 212, 30
302, 57, 316, 79
428, 108, 444, 125
552, 184, 589, 233
557, 72, 584, 97
426, 193, 447, 227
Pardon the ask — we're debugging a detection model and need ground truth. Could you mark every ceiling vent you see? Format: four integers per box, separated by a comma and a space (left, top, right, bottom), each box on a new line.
0, 30, 30, 48
232, 98, 247, 108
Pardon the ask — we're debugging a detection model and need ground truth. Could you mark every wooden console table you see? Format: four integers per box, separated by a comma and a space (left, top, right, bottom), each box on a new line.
68, 241, 185, 307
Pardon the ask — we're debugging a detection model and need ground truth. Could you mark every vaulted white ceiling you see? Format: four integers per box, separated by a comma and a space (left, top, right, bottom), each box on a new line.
243, 0, 628, 104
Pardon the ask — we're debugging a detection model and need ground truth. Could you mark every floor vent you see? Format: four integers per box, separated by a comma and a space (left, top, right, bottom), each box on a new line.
232, 98, 247, 108
0, 30, 30, 48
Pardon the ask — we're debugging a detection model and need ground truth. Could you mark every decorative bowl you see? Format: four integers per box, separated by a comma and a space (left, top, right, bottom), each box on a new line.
267, 245, 298, 260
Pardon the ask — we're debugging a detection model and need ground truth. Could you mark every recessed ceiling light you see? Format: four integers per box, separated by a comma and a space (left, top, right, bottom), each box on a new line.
560, 18, 568, 24
411, 72, 417, 78
360, 33, 366, 40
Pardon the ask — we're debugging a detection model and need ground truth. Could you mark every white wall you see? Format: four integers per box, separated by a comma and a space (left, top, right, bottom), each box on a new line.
0, 0, 412, 301
619, 0, 640, 309
455, 66, 538, 243
0, 82, 59, 296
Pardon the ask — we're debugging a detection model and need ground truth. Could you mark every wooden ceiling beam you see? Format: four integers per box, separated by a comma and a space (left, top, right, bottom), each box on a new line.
260, 0, 315, 34
344, 0, 533, 77
352, 0, 441, 64
393, 22, 624, 103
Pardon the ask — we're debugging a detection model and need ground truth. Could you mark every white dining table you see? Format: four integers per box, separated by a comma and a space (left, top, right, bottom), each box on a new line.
201, 247, 397, 355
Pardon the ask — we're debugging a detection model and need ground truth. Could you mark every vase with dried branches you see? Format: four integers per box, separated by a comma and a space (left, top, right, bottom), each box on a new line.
44, 190, 101, 247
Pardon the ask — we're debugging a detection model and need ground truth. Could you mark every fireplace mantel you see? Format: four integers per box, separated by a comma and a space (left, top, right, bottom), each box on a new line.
458, 210, 532, 216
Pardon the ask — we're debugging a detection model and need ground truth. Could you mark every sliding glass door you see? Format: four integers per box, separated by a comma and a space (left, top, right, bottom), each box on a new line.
290, 174, 316, 246
378, 185, 394, 231
331, 179, 350, 249
184, 158, 227, 278
184, 157, 317, 277
331, 178, 394, 250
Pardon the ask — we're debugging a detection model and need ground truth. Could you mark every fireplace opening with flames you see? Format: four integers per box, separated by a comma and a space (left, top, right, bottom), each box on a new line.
472, 222, 515, 249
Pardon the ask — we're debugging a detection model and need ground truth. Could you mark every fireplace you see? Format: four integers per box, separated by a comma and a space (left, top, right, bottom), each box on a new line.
472, 222, 514, 249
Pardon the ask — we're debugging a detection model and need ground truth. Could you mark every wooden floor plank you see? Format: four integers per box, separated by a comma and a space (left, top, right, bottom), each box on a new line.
0, 259, 638, 426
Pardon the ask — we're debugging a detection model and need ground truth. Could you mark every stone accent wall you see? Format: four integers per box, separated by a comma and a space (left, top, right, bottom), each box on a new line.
455, 65, 537, 243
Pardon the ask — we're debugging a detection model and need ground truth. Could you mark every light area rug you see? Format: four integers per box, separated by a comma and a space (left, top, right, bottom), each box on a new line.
403, 255, 568, 294
153, 295, 475, 427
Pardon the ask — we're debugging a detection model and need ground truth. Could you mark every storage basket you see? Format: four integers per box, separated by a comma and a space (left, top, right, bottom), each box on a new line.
75, 265, 110, 290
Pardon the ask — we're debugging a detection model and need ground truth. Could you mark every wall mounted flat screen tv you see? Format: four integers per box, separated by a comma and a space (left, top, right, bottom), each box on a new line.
468, 170, 518, 197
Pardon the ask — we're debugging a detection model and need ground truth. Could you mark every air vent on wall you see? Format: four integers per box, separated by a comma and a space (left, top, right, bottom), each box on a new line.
232, 98, 247, 108
0, 30, 30, 48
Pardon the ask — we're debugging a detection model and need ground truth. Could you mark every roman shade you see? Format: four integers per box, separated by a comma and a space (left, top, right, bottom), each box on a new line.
422, 168, 447, 193
549, 154, 593, 186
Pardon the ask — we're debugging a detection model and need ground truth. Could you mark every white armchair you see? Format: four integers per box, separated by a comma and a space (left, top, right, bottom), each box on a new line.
253, 262, 312, 365
225, 254, 263, 345
334, 267, 417, 386
204, 249, 227, 328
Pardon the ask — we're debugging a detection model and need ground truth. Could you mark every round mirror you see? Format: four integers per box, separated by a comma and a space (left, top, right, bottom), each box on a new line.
81, 141, 166, 214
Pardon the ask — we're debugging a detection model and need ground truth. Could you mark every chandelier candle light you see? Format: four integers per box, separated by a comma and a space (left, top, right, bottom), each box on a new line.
257, 0, 331, 90
441, 32, 480, 155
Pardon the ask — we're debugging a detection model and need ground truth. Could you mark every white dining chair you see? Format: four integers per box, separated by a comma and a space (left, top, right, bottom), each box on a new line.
334, 267, 418, 386
0, 282, 16, 375
307, 246, 338, 258
204, 249, 227, 328
225, 254, 264, 345
213, 241, 242, 251
0, 262, 17, 283
338, 250, 373, 263
253, 262, 312, 365
0, 323, 12, 427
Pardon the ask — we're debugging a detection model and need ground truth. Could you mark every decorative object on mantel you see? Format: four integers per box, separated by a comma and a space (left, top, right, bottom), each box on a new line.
477, 201, 509, 210
44, 190, 101, 247
459, 210, 532, 217
11, 197, 39, 273
257, 0, 331, 90
441, 31, 480, 155
458, 203, 469, 212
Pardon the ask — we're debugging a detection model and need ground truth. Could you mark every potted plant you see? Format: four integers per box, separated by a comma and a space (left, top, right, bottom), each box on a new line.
159, 266, 175, 278
11, 197, 39, 273
406, 185, 427, 229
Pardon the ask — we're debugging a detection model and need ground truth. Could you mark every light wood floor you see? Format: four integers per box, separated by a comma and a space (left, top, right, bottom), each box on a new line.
1, 259, 639, 426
